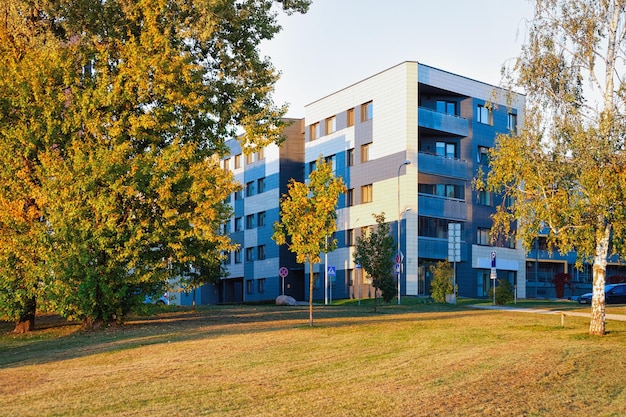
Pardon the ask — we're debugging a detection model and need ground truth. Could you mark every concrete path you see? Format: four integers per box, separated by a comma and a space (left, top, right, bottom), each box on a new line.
469, 304, 626, 322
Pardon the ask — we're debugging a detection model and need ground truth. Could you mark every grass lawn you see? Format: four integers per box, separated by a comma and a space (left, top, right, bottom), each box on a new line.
1, 300, 625, 416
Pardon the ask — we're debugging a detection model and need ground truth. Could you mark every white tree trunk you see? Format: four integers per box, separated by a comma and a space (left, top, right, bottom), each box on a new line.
589, 224, 611, 335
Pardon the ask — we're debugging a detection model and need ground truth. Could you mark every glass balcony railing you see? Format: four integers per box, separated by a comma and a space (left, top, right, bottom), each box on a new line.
418, 152, 468, 179
418, 107, 469, 136
418, 194, 467, 221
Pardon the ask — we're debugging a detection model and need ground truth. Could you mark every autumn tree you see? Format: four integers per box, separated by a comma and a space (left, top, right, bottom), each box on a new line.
273, 156, 346, 327
0, 0, 310, 329
481, 0, 626, 335
352, 213, 396, 312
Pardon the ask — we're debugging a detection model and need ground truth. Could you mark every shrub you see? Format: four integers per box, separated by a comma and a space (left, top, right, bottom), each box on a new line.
490, 279, 514, 305
429, 261, 454, 303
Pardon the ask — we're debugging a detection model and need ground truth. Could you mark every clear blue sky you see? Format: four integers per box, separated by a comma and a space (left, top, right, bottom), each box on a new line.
261, 0, 534, 117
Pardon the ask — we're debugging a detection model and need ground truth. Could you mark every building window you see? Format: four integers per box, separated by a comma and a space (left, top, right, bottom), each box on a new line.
495, 234, 516, 249
246, 279, 254, 294
346, 229, 355, 246
436, 141, 456, 159
348, 269, 354, 286
257, 177, 266, 193
246, 181, 254, 197
325, 116, 336, 134
477, 228, 491, 246
258, 278, 266, 293
346, 188, 354, 207
347, 108, 355, 127
347, 148, 355, 166
477, 104, 492, 125
508, 112, 518, 133
245, 153, 254, 165
223, 220, 231, 234
436, 100, 457, 115
361, 184, 373, 203
478, 146, 490, 164
325, 154, 336, 172
478, 190, 494, 206
310, 122, 320, 141
361, 101, 373, 121
234, 189, 243, 201
309, 160, 317, 175
418, 183, 464, 200
313, 272, 320, 289
418, 216, 454, 239
234, 249, 242, 264
234, 217, 243, 232
361, 143, 371, 162
223, 157, 230, 172
222, 251, 231, 265
246, 247, 254, 262
246, 214, 255, 229
234, 154, 242, 169
360, 225, 373, 237
257, 148, 265, 161
257, 245, 266, 260
257, 211, 266, 227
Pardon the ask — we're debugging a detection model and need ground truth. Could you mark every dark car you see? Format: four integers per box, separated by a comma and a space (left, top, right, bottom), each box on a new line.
578, 283, 626, 304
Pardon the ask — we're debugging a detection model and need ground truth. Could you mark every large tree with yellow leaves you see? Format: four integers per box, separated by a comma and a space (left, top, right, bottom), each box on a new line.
0, 0, 310, 330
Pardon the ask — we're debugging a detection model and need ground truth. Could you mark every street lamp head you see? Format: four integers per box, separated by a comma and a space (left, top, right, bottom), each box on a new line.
402, 159, 411, 166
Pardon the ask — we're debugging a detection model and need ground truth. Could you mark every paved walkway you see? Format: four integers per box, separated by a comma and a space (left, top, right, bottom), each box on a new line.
469, 304, 626, 322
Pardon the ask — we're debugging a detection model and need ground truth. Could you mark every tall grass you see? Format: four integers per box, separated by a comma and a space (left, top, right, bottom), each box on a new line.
1, 302, 625, 416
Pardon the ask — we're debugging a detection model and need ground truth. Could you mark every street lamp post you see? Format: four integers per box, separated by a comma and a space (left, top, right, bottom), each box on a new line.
397, 159, 411, 305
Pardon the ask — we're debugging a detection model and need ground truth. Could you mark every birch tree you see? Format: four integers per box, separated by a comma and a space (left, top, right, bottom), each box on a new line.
273, 156, 346, 327
482, 0, 626, 335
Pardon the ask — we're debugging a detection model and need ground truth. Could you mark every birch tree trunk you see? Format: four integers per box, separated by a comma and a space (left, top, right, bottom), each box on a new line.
590, 224, 611, 335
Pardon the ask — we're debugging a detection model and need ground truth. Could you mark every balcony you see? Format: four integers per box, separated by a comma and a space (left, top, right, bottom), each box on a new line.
418, 152, 468, 179
418, 238, 467, 261
418, 107, 468, 137
418, 194, 467, 221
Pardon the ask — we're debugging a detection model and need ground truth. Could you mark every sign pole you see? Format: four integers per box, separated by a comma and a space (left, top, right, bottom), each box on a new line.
324, 238, 328, 305
491, 251, 497, 305
356, 264, 361, 306
278, 267, 289, 296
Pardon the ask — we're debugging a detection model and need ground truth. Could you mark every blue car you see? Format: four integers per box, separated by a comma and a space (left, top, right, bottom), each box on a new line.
578, 283, 626, 304
145, 293, 170, 305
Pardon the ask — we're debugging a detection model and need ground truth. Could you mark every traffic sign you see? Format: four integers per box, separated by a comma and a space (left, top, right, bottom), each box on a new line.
355, 264, 362, 269
491, 251, 497, 268
395, 263, 401, 273
279, 267, 289, 278
327, 266, 336, 276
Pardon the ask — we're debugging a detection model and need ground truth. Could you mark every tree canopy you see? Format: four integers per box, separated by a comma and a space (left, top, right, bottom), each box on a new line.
0, 0, 310, 330
481, 0, 626, 335
273, 156, 346, 326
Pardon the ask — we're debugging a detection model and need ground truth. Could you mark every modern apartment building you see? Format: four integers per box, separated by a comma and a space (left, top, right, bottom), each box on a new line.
303, 61, 526, 301
220, 119, 306, 303
219, 61, 528, 303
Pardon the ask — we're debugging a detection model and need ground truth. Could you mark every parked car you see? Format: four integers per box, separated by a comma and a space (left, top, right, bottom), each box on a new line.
145, 293, 170, 305
578, 283, 626, 304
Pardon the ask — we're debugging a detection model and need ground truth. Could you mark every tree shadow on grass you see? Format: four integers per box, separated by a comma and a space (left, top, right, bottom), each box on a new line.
0, 304, 519, 369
